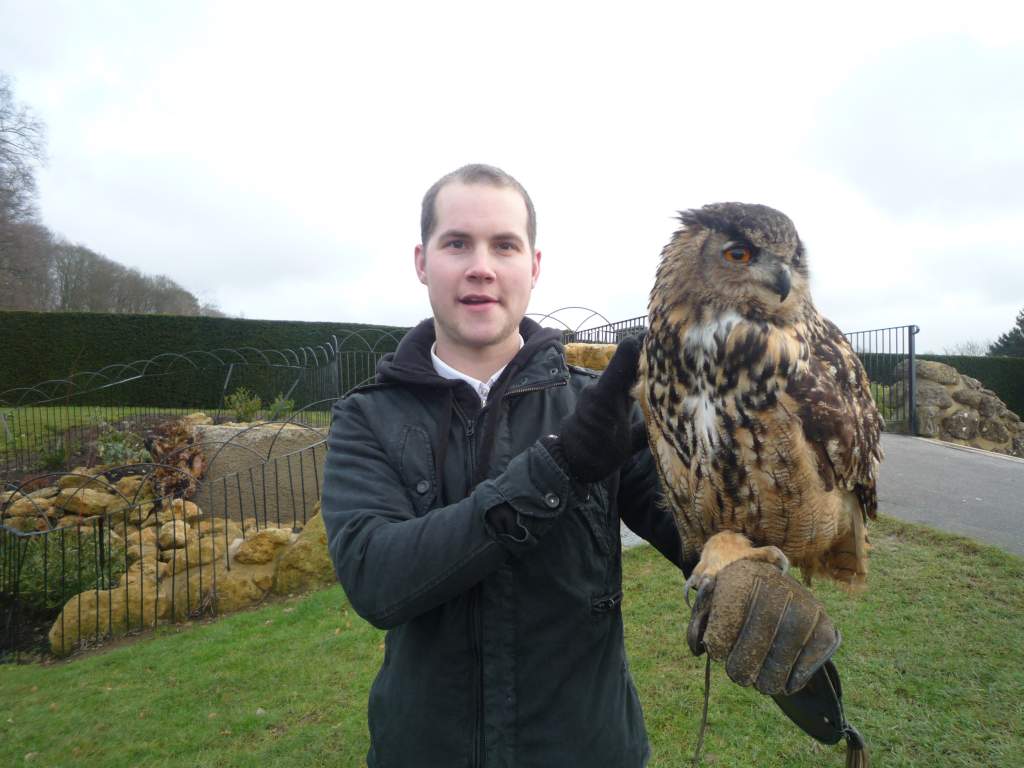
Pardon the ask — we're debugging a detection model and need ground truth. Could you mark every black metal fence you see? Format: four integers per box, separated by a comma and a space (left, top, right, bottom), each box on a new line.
1, 314, 921, 661
843, 325, 920, 433
565, 315, 920, 432
0, 331, 404, 483
1, 426, 330, 661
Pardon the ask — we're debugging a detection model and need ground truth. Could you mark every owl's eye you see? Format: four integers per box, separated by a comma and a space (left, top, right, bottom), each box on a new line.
722, 243, 753, 264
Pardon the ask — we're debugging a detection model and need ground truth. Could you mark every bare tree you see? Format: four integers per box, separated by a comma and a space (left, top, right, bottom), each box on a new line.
942, 339, 993, 356
0, 72, 46, 223
0, 220, 53, 309
1, 71, 219, 318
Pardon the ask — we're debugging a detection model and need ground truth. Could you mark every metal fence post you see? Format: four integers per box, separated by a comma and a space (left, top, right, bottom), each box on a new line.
332, 335, 342, 399
908, 325, 919, 435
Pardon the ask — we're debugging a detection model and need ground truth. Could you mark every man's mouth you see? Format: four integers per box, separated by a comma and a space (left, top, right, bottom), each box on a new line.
460, 295, 498, 305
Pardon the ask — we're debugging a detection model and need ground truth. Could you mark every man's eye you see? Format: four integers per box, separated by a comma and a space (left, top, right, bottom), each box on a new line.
446, 239, 465, 249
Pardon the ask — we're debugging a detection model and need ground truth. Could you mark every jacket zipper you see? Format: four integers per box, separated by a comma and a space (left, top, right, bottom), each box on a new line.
463, 414, 484, 768
468, 376, 565, 767
503, 377, 568, 399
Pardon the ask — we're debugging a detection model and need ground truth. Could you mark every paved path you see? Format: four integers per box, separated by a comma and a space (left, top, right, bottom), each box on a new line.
876, 433, 1024, 557
622, 433, 1024, 558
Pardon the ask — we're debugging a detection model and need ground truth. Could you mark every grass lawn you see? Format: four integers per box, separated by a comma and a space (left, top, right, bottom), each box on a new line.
1, 514, 1022, 767
0, 406, 162, 463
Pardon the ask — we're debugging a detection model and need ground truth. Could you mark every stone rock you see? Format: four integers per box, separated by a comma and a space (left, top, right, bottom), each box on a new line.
1013, 435, 1024, 458
56, 469, 111, 491
48, 581, 169, 656
952, 389, 983, 409
182, 412, 214, 428
978, 419, 1010, 444
109, 500, 157, 523
165, 535, 226, 572
564, 343, 617, 371
158, 520, 191, 549
4, 494, 57, 518
167, 559, 229, 620
941, 410, 980, 441
196, 518, 243, 542
155, 499, 202, 525
123, 558, 169, 584
915, 405, 940, 438
114, 475, 153, 500
2, 515, 38, 532
213, 561, 276, 613
915, 380, 954, 409
894, 359, 961, 385
977, 395, 1001, 418
272, 510, 336, 595
234, 528, 292, 564
961, 375, 982, 390
55, 488, 119, 517
127, 544, 159, 564
126, 527, 158, 549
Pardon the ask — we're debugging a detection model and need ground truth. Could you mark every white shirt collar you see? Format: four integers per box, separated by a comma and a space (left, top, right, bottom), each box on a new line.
431, 335, 525, 405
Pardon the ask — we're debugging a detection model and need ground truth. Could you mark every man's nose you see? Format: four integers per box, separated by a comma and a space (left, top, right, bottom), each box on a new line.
465, 245, 496, 280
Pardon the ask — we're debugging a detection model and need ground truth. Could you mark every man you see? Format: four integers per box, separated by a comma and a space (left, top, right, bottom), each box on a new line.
321, 164, 837, 767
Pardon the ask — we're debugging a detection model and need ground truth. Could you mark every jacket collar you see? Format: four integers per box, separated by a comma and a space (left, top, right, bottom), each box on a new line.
377, 317, 566, 391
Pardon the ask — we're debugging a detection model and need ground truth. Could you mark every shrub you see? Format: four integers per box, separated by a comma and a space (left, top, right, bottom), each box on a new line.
95, 424, 151, 465
225, 387, 262, 422
870, 382, 897, 423
267, 393, 295, 421
14, 526, 127, 612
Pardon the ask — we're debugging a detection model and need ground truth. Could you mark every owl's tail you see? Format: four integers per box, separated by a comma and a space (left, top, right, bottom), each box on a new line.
817, 492, 870, 590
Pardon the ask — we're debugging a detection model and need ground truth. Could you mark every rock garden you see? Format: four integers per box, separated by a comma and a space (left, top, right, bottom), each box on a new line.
1, 412, 334, 657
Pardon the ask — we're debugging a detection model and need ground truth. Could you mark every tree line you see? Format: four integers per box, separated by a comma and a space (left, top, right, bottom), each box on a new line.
0, 72, 221, 316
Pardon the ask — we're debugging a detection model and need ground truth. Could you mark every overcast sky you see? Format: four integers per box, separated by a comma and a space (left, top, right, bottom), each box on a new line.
2, 0, 1022, 353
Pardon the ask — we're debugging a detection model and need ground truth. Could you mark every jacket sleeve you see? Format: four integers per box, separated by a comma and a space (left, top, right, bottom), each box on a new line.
617, 408, 695, 575
321, 395, 574, 629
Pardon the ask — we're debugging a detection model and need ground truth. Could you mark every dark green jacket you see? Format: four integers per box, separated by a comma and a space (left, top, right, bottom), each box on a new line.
321, 318, 689, 768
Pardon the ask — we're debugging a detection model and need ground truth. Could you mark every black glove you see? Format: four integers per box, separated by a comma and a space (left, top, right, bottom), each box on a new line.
549, 336, 647, 484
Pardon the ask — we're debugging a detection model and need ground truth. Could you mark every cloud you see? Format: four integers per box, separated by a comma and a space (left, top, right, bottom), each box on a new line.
811, 37, 1024, 217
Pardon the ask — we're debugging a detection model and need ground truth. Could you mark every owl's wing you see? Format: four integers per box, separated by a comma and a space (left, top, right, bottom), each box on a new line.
783, 315, 884, 519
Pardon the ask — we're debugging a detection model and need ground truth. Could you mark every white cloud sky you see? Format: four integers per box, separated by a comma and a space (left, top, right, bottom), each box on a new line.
2, 0, 1023, 352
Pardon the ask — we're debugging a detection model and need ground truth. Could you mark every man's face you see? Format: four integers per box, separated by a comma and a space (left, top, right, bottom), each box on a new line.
415, 181, 541, 358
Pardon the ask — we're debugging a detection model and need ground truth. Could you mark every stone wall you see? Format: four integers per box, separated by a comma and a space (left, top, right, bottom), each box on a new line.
895, 359, 1024, 457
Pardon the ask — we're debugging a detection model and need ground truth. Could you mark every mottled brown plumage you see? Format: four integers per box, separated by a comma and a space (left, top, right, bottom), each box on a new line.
637, 203, 883, 591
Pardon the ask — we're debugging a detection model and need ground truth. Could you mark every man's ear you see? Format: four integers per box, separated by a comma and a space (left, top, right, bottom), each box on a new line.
531, 249, 542, 288
414, 244, 427, 285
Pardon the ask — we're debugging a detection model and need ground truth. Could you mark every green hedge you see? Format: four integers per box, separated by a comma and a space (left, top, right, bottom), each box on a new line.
0, 311, 411, 403
917, 354, 1024, 417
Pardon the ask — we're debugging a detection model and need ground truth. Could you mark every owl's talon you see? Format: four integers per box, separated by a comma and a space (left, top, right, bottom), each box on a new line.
684, 573, 711, 609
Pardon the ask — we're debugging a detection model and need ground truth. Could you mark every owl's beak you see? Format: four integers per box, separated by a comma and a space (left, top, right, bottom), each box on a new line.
772, 266, 791, 303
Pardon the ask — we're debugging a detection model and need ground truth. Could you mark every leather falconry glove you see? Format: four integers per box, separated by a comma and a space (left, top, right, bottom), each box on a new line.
547, 335, 647, 484
687, 559, 869, 767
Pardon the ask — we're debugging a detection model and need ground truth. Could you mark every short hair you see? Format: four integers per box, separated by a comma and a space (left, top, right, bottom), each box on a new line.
420, 163, 537, 251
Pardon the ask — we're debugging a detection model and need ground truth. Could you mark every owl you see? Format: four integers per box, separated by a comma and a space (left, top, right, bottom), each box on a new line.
636, 203, 883, 596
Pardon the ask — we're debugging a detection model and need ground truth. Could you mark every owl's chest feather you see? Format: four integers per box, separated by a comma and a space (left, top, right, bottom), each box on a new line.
651, 312, 795, 463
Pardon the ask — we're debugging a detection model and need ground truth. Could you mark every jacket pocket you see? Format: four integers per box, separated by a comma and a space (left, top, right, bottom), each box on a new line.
577, 482, 614, 556
397, 425, 437, 516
